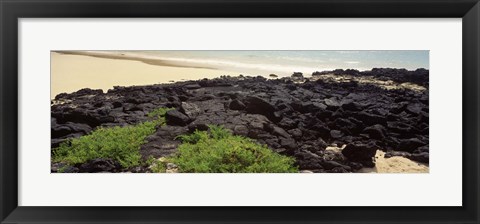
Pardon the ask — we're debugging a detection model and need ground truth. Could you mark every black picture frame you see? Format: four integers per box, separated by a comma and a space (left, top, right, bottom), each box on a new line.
1, 0, 479, 223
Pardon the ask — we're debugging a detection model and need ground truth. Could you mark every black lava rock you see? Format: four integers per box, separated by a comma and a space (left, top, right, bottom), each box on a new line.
342, 142, 378, 167
165, 110, 191, 126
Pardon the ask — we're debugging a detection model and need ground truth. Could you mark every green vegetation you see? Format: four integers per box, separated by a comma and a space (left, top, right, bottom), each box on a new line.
52, 107, 172, 168
57, 166, 68, 173
150, 162, 167, 173
147, 107, 172, 119
53, 108, 297, 173
171, 125, 298, 173
145, 155, 168, 173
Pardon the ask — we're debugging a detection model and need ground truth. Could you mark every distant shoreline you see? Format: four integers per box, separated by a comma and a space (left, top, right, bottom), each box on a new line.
55, 50, 217, 70
51, 51, 429, 99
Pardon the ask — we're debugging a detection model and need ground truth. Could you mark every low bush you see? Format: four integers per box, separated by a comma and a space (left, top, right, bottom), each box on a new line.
172, 125, 298, 173
52, 107, 172, 168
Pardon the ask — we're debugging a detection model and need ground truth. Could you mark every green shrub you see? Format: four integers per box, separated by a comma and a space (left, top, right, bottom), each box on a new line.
146, 155, 168, 173
150, 161, 167, 173
147, 107, 173, 119
52, 107, 171, 168
172, 125, 298, 173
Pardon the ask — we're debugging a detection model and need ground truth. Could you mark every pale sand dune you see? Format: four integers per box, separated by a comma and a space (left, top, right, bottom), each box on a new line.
359, 150, 429, 173
51, 52, 238, 99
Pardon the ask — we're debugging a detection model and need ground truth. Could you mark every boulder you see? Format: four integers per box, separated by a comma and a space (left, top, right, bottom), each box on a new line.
330, 130, 344, 139
354, 111, 387, 126
140, 125, 189, 159
179, 102, 201, 119
324, 97, 341, 109
272, 126, 291, 138
51, 163, 79, 173
301, 102, 328, 113
362, 124, 386, 140
342, 101, 363, 111
78, 158, 121, 173
165, 110, 191, 126
407, 152, 429, 164
320, 160, 350, 171
294, 151, 324, 170
51, 122, 92, 138
229, 99, 246, 110
291, 72, 304, 82
397, 138, 426, 152
279, 138, 297, 151
406, 103, 424, 115
287, 128, 303, 139
415, 145, 429, 153
244, 96, 279, 122
342, 142, 378, 167
51, 125, 73, 138
233, 125, 249, 136
278, 117, 297, 129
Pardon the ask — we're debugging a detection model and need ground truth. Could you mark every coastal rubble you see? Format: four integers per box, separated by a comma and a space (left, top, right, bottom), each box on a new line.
51, 68, 429, 173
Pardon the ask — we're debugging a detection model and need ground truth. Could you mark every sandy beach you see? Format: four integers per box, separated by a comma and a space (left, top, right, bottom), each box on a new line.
51, 52, 238, 99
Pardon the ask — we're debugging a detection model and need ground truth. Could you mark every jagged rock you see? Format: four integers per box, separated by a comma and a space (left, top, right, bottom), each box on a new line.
294, 151, 324, 170
188, 123, 209, 132
320, 160, 351, 171
55, 88, 103, 100
165, 110, 191, 126
51, 122, 92, 138
291, 72, 304, 82
342, 142, 378, 167
140, 126, 189, 159
272, 126, 291, 138
279, 138, 297, 151
362, 124, 386, 140
180, 102, 201, 119
78, 158, 121, 173
330, 130, 344, 139
354, 111, 387, 126
415, 145, 429, 153
324, 97, 341, 109
278, 117, 297, 129
397, 138, 426, 152
342, 101, 363, 111
407, 152, 429, 163
233, 125, 249, 136
287, 128, 302, 139
406, 103, 424, 115
229, 99, 246, 110
51, 162, 78, 173
244, 96, 279, 122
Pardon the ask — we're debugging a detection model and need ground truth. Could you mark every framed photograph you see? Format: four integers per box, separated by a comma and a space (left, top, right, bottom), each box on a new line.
1, 0, 479, 223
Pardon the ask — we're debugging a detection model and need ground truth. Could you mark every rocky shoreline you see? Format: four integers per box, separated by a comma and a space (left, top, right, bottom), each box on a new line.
51, 68, 429, 173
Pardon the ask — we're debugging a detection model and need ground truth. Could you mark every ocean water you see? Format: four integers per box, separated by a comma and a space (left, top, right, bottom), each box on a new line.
96, 50, 429, 76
